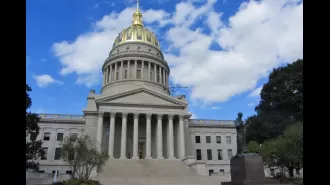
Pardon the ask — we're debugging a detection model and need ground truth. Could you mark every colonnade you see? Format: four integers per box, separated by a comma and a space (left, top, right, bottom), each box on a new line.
96, 112, 186, 160
102, 60, 169, 86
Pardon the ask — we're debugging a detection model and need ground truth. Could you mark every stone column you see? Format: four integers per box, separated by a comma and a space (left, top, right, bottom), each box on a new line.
135, 60, 137, 79
148, 61, 151, 80
121, 61, 124, 79
105, 67, 108, 84
97, 112, 104, 152
108, 112, 116, 159
157, 114, 164, 159
120, 113, 128, 159
154, 64, 157, 82
166, 71, 169, 86
159, 67, 162, 84
168, 115, 175, 159
109, 65, 112, 83
141, 61, 144, 79
162, 68, 165, 85
145, 113, 152, 159
114, 62, 117, 80
179, 115, 186, 158
132, 113, 139, 159
128, 61, 130, 79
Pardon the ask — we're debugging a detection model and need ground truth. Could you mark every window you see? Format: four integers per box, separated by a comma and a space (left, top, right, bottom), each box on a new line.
206, 136, 211, 143
125, 70, 128, 79
209, 169, 214, 176
66, 170, 72, 174
195, 136, 200, 143
196, 149, 202, 160
216, 136, 221, 143
219, 169, 225, 175
54, 148, 61, 160
157, 73, 160, 82
41, 147, 48, 160
30, 132, 37, 141
38, 170, 45, 173
137, 70, 141, 79
217, 149, 223, 160
207, 149, 212, 160
116, 72, 119, 80
228, 149, 233, 159
270, 169, 275, 176
57, 133, 64, 141
43, 132, 50, 141
52, 170, 59, 177
150, 71, 153, 80
226, 136, 231, 144
296, 169, 300, 175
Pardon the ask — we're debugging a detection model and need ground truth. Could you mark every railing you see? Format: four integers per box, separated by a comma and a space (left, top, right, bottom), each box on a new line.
38, 114, 84, 119
189, 119, 235, 125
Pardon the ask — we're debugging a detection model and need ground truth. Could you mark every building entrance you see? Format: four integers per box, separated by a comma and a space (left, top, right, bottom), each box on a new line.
138, 142, 145, 159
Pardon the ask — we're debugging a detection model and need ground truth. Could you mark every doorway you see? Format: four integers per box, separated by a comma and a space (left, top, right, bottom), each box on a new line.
138, 142, 145, 159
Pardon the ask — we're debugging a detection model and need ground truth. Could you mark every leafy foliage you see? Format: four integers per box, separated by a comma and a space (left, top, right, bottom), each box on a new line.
60, 135, 109, 180
246, 59, 303, 143
247, 122, 303, 178
26, 84, 44, 171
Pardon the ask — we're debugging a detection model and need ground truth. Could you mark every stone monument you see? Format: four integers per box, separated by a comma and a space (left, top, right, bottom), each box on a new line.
221, 112, 291, 185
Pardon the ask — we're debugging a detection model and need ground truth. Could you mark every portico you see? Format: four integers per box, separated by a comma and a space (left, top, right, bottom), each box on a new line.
97, 111, 188, 160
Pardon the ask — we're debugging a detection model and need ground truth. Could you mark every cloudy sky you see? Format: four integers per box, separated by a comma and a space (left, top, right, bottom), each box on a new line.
26, 0, 303, 120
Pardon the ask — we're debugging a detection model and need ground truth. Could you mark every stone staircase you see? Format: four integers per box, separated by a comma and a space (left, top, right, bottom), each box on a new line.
94, 159, 228, 185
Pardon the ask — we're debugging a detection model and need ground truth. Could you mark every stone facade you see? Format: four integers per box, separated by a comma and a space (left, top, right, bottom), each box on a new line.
28, 114, 237, 180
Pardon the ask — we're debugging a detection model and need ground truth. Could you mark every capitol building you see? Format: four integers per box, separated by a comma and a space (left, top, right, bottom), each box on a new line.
26, 2, 273, 185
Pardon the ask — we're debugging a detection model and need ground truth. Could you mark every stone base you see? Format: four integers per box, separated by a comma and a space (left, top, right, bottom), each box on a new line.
157, 156, 165, 159
222, 180, 291, 185
221, 154, 293, 185
145, 156, 152, 159
119, 156, 127, 159
167, 157, 176, 160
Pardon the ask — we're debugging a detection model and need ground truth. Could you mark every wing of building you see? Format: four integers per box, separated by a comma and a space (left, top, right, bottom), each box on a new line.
26, 2, 301, 185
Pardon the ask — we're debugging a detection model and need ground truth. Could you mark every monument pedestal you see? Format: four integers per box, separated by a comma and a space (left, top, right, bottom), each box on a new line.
222, 154, 292, 185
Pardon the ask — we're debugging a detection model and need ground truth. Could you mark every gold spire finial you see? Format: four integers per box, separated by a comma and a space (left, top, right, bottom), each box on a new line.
132, 0, 143, 26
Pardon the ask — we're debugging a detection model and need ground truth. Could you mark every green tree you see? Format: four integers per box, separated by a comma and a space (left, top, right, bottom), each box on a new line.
61, 135, 109, 180
246, 59, 303, 143
248, 122, 303, 178
26, 84, 45, 171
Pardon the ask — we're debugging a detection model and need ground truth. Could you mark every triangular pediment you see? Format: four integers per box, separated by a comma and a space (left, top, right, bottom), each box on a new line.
96, 88, 187, 107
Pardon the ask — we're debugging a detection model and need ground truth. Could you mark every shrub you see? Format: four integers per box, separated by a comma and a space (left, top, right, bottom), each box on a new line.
52, 178, 101, 185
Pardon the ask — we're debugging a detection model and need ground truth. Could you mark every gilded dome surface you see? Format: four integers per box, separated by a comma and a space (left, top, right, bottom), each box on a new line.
112, 0, 161, 49
112, 26, 160, 49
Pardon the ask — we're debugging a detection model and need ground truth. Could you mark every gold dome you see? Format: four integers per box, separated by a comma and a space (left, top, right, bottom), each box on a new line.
112, 0, 161, 49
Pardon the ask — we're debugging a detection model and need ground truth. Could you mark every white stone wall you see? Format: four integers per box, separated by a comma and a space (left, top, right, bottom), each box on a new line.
188, 120, 237, 177
30, 120, 85, 175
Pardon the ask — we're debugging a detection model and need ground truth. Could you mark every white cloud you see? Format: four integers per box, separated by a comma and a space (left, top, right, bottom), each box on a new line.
248, 102, 255, 107
40, 58, 47, 62
167, 0, 303, 103
190, 112, 198, 119
52, 0, 303, 104
33, 74, 63, 88
248, 86, 262, 97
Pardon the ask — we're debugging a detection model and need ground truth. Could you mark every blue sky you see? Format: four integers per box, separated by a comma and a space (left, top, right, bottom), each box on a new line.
26, 0, 303, 120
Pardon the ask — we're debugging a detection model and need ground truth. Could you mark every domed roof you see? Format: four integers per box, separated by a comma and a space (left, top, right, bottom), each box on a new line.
112, 25, 160, 49
112, 0, 161, 49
